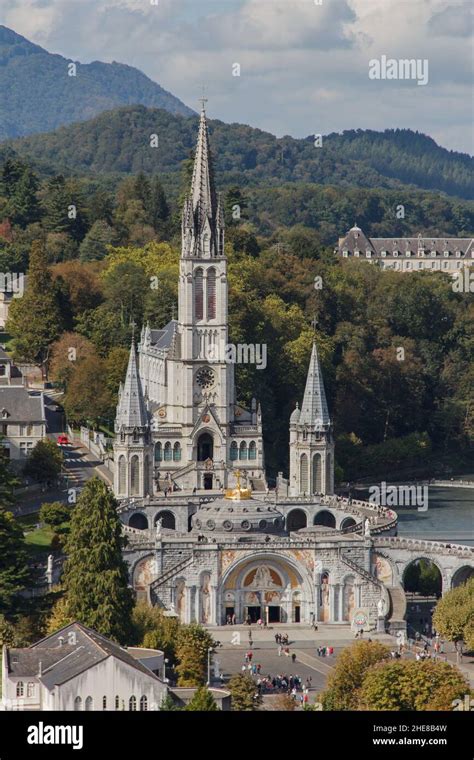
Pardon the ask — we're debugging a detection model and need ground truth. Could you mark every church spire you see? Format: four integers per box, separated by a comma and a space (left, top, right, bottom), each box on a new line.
299, 341, 330, 428
115, 339, 149, 430
182, 99, 224, 258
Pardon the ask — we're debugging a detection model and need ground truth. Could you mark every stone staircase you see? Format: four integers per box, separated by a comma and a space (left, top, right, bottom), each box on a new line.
148, 550, 194, 605
340, 552, 382, 587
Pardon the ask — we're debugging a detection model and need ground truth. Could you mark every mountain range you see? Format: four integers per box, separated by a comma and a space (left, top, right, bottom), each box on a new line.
0, 25, 193, 140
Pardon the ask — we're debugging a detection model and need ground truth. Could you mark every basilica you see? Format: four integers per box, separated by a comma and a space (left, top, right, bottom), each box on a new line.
112, 106, 473, 630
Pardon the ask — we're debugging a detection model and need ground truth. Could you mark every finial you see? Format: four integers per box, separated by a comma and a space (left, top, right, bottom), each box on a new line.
199, 87, 208, 114
311, 317, 318, 339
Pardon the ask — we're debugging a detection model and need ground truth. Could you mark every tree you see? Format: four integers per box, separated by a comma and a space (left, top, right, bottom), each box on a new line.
432, 578, 474, 651
39, 501, 70, 529
63, 354, 113, 426
46, 594, 74, 634
0, 510, 30, 618
131, 602, 179, 660
146, 176, 170, 234
175, 624, 215, 686
159, 694, 181, 711
274, 693, 297, 711
79, 220, 115, 261
49, 332, 97, 390
0, 444, 19, 510
185, 686, 219, 711
61, 477, 134, 643
228, 673, 262, 711
7, 240, 63, 370
23, 439, 63, 483
320, 641, 391, 711
359, 660, 469, 711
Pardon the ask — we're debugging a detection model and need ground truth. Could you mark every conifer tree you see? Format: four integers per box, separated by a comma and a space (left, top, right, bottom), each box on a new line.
7, 240, 63, 369
0, 510, 30, 618
61, 477, 134, 643
185, 686, 219, 711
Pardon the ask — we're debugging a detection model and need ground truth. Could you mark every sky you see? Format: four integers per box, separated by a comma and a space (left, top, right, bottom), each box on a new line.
0, 0, 473, 154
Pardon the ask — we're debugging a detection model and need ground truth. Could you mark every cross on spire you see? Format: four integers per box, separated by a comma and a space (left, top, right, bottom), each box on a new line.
199, 86, 208, 113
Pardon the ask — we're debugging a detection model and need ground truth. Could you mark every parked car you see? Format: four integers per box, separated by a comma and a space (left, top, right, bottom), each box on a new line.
57, 434, 71, 446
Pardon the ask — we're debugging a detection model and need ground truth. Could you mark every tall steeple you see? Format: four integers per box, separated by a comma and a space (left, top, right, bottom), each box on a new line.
115, 339, 149, 430
299, 341, 330, 428
182, 101, 224, 258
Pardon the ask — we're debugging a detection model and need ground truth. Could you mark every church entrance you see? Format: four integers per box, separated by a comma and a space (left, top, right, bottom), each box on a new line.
203, 474, 213, 490
197, 433, 213, 461
246, 606, 261, 623
268, 606, 280, 623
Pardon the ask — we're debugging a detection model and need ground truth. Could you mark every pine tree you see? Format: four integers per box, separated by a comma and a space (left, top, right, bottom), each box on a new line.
0, 444, 19, 510
61, 477, 134, 643
7, 240, 63, 369
146, 176, 170, 233
185, 686, 219, 711
0, 510, 30, 618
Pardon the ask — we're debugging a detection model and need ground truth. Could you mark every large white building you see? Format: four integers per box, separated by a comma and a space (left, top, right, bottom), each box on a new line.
114, 106, 266, 497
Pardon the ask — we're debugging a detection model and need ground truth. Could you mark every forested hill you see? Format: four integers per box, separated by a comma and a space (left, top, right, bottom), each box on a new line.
5, 105, 473, 200
0, 26, 194, 140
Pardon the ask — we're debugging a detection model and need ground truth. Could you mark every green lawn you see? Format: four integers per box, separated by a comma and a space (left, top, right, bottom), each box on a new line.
23, 525, 54, 556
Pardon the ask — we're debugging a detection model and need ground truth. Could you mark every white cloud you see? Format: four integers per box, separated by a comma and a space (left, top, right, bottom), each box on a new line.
0, 0, 471, 153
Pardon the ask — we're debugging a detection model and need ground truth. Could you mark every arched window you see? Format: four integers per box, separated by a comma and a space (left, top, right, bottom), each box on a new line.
16, 681, 24, 698
155, 442, 162, 462
173, 442, 181, 462
130, 455, 140, 496
144, 456, 150, 493
230, 441, 238, 461
129, 695, 137, 712
115, 695, 120, 711
74, 696, 82, 711
140, 695, 148, 712
326, 453, 332, 492
248, 441, 257, 460
27, 682, 35, 698
207, 268, 216, 320
85, 696, 93, 711
102, 696, 107, 710
195, 268, 204, 321
239, 442, 247, 460
164, 442, 172, 462
300, 454, 308, 494
312, 453, 322, 493
118, 456, 126, 494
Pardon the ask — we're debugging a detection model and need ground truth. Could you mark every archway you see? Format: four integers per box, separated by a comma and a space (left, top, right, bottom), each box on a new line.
197, 432, 213, 461
403, 558, 442, 597
287, 509, 307, 531
129, 513, 149, 530
155, 510, 176, 530
451, 566, 474, 589
341, 517, 357, 531
313, 510, 336, 528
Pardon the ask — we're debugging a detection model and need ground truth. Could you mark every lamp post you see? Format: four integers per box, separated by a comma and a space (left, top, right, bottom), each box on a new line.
207, 647, 213, 686
162, 657, 169, 683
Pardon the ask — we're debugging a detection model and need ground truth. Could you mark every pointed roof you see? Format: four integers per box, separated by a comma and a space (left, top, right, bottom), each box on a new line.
189, 105, 217, 227
116, 340, 148, 429
299, 342, 330, 428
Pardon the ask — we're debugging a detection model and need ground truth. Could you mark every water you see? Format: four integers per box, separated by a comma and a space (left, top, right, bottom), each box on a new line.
397, 485, 474, 546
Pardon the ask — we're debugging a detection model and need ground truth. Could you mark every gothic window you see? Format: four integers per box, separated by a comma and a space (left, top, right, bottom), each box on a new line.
230, 441, 238, 461
173, 442, 181, 461
27, 682, 35, 698
207, 268, 216, 320
130, 455, 140, 496
85, 696, 93, 711
239, 441, 247, 460
16, 681, 24, 697
312, 453, 322, 494
248, 441, 257, 460
155, 442, 162, 462
300, 454, 308, 494
195, 268, 204, 321
164, 442, 172, 462
129, 695, 137, 711
140, 695, 148, 712
74, 696, 82, 711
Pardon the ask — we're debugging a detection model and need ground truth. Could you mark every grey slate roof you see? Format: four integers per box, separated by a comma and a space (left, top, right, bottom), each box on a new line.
337, 226, 473, 257
0, 386, 45, 422
149, 320, 178, 350
116, 341, 148, 429
7, 622, 163, 688
299, 342, 331, 428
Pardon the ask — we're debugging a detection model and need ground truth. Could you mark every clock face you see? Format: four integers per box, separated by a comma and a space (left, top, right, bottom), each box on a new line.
195, 366, 215, 390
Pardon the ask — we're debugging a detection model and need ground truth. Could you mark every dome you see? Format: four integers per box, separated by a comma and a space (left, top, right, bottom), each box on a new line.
290, 403, 300, 424
191, 496, 286, 535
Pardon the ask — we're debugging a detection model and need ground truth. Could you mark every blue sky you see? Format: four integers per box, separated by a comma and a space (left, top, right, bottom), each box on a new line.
0, 0, 472, 154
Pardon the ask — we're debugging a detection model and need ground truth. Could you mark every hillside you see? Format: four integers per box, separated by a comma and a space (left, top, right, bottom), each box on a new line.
0, 26, 194, 140
5, 105, 473, 200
